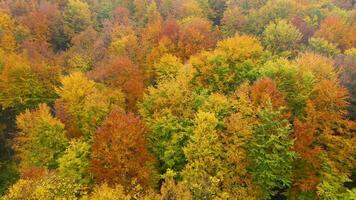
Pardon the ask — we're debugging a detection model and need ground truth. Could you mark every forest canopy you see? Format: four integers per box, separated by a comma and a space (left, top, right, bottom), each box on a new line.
0, 0, 355, 199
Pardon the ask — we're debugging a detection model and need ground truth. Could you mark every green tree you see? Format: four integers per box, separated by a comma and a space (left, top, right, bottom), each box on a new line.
190, 34, 264, 94
139, 67, 196, 173
63, 0, 92, 36
154, 54, 183, 81
308, 37, 340, 57
245, 0, 297, 35
259, 58, 315, 117
248, 105, 296, 198
58, 139, 91, 184
262, 20, 302, 56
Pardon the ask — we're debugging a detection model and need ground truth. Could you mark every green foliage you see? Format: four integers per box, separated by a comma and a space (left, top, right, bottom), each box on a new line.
63, 0, 92, 36
66, 54, 92, 72
0, 1, 355, 199
199, 93, 232, 119
58, 139, 91, 184
147, 112, 193, 172
0, 161, 19, 196
259, 59, 315, 117
308, 37, 340, 57
139, 68, 195, 173
262, 20, 302, 56
245, 0, 297, 35
316, 160, 353, 200
14, 104, 68, 170
190, 35, 264, 94
154, 54, 183, 81
248, 105, 296, 198
91, 0, 122, 29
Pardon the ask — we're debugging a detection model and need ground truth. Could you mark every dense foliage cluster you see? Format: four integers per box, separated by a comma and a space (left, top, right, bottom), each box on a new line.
0, 0, 355, 199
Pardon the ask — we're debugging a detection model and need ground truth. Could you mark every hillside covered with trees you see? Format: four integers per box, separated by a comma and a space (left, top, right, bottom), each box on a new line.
0, 0, 355, 199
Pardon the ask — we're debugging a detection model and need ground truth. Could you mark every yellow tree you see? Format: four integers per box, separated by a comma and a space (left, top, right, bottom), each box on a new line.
55, 72, 125, 140
13, 104, 68, 170
0, 53, 60, 112
190, 34, 263, 94
0, 11, 16, 52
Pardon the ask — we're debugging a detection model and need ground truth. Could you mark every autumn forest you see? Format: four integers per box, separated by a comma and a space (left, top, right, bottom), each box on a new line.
0, 0, 355, 199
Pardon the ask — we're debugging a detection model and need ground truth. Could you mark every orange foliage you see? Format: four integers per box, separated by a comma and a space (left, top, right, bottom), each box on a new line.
292, 79, 355, 192
161, 18, 180, 43
315, 16, 356, 50
292, 119, 321, 191
112, 6, 131, 26
177, 18, 217, 60
89, 57, 145, 111
22, 41, 57, 67
21, 11, 49, 41
90, 110, 154, 187
250, 78, 287, 109
21, 167, 47, 180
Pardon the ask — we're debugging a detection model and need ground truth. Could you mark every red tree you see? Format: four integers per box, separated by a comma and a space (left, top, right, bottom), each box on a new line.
90, 110, 154, 187
89, 57, 145, 111
291, 16, 314, 43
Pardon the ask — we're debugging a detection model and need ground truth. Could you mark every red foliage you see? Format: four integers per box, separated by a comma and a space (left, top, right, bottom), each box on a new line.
112, 6, 131, 26
292, 79, 353, 192
291, 16, 314, 43
54, 101, 81, 139
90, 110, 154, 187
89, 57, 145, 111
21, 167, 47, 180
161, 18, 180, 43
22, 11, 49, 41
22, 41, 57, 66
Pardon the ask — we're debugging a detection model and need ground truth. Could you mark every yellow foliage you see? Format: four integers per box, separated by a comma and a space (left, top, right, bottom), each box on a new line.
82, 183, 130, 200
295, 52, 337, 81
0, 11, 16, 51
2, 173, 84, 200
55, 72, 125, 139
109, 35, 138, 57
66, 54, 92, 72
2, 179, 33, 200
14, 104, 68, 170
216, 34, 264, 63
